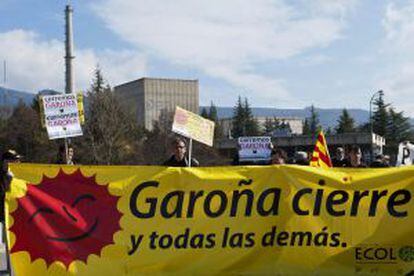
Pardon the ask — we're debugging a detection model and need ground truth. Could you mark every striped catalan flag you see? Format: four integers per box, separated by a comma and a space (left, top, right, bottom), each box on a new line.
310, 130, 333, 168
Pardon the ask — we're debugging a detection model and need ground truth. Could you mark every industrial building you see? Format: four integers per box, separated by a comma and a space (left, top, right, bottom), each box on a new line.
115, 78, 199, 130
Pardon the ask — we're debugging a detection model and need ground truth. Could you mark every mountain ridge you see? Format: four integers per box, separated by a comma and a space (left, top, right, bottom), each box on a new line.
1, 86, 412, 129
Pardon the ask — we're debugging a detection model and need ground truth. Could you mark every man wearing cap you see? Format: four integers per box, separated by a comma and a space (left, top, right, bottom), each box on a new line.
0, 149, 21, 223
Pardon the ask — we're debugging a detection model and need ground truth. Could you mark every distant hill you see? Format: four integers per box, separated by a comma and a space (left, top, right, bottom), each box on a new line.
0, 86, 412, 129
0, 86, 35, 106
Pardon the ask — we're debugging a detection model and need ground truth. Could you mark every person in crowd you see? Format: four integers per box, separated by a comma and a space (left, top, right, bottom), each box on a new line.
163, 138, 199, 167
55, 144, 76, 165
0, 149, 21, 224
383, 155, 391, 167
344, 145, 367, 168
293, 151, 309, 165
332, 147, 347, 167
370, 154, 390, 168
271, 148, 287, 164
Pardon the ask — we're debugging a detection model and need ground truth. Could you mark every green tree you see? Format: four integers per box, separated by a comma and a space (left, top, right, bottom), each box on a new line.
200, 107, 208, 118
243, 98, 260, 136
263, 117, 273, 134
231, 96, 245, 137
231, 96, 259, 137
372, 91, 389, 136
207, 101, 223, 139
208, 101, 218, 122
0, 100, 57, 162
386, 108, 412, 152
81, 68, 142, 164
304, 105, 320, 136
336, 108, 355, 134
302, 118, 310, 135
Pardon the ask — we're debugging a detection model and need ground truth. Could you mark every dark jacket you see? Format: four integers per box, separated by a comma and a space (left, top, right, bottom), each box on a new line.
0, 170, 12, 222
163, 155, 199, 167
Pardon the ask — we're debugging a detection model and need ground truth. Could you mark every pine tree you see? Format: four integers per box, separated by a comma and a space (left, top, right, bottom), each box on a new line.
82, 68, 141, 164
372, 91, 389, 136
263, 117, 273, 134
336, 108, 355, 134
387, 108, 412, 149
302, 118, 310, 135
231, 96, 245, 138
208, 101, 218, 122
307, 105, 320, 136
208, 101, 223, 139
243, 98, 260, 136
200, 107, 208, 118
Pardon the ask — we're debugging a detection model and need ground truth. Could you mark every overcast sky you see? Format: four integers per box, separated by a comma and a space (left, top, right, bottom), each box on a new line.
1, 0, 414, 115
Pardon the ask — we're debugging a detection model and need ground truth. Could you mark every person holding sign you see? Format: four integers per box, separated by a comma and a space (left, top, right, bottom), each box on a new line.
55, 145, 76, 165
163, 138, 199, 167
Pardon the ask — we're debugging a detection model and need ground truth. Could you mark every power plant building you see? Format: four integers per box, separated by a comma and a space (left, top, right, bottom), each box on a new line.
115, 78, 199, 130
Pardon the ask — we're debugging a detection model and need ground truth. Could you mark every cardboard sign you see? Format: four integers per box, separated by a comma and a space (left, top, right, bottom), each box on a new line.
41, 94, 83, 140
172, 106, 215, 146
238, 136, 272, 162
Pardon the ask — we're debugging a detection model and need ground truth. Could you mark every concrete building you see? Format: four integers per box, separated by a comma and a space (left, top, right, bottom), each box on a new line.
115, 78, 199, 130
220, 116, 303, 138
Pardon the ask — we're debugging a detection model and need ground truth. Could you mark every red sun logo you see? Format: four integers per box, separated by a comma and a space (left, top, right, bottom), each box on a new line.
10, 169, 122, 268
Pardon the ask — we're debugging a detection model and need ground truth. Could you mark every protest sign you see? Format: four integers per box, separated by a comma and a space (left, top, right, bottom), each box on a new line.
396, 142, 414, 166
238, 136, 272, 163
8, 164, 413, 275
172, 106, 215, 146
41, 94, 83, 139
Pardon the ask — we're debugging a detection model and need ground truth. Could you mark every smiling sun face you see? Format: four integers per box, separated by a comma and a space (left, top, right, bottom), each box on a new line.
9, 169, 122, 268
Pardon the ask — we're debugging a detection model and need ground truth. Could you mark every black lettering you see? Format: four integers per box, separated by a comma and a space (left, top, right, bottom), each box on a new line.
369, 190, 388, 216
292, 188, 312, 215
204, 190, 227, 217
257, 188, 281, 216
350, 191, 369, 216
130, 181, 159, 218
326, 190, 348, 216
160, 190, 184, 218
230, 189, 254, 217
387, 189, 411, 217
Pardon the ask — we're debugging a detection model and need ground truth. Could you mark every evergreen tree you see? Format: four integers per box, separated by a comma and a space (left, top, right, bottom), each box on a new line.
306, 105, 320, 136
372, 91, 389, 136
208, 101, 218, 122
263, 117, 273, 134
82, 68, 141, 164
231, 96, 245, 138
243, 98, 260, 136
302, 118, 310, 135
387, 108, 412, 149
200, 107, 208, 118
231, 97, 259, 137
325, 127, 333, 135
336, 108, 355, 134
208, 101, 223, 139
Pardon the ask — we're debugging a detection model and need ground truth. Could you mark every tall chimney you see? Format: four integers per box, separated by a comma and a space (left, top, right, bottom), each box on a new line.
65, 4, 74, 94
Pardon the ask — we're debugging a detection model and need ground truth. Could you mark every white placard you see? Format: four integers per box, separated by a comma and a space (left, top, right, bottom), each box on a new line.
42, 94, 83, 140
238, 136, 272, 162
396, 142, 414, 166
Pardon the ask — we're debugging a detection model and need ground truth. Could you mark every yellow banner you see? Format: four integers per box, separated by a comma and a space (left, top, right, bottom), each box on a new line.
5, 164, 414, 275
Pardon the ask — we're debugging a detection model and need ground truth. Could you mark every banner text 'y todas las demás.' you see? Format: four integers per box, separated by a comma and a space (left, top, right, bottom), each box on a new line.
6, 164, 414, 275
